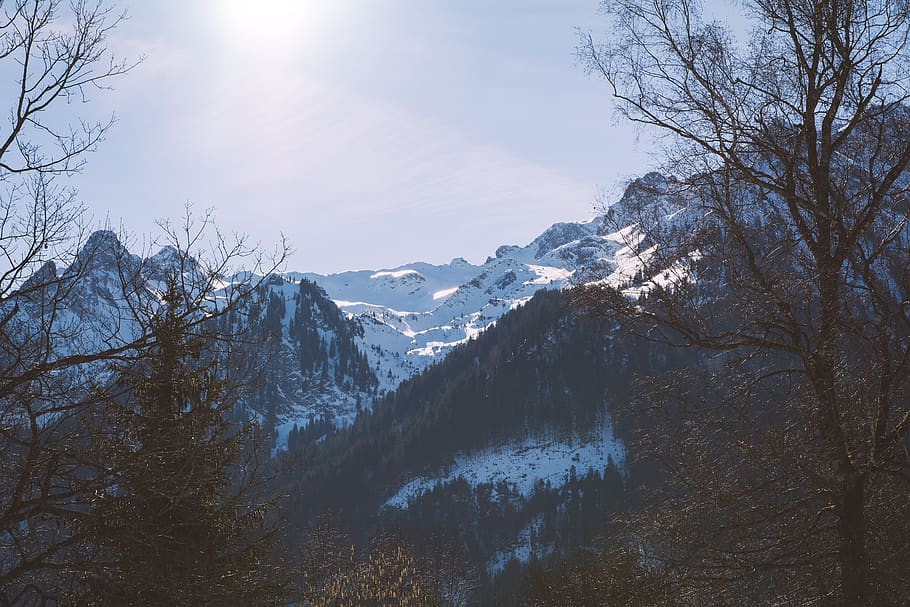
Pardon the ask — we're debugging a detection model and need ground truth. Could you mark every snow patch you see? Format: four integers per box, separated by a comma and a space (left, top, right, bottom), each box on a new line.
384, 415, 624, 510
371, 269, 420, 279
525, 265, 574, 286
432, 286, 459, 301
488, 519, 551, 575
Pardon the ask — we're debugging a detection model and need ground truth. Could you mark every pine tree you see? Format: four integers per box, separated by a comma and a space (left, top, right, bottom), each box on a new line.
85, 278, 287, 606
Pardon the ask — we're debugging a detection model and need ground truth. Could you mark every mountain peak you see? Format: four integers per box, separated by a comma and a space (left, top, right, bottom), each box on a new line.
148, 244, 180, 265
84, 229, 124, 252
494, 245, 519, 259
530, 222, 597, 259
624, 171, 670, 196
74, 229, 131, 271
605, 171, 686, 230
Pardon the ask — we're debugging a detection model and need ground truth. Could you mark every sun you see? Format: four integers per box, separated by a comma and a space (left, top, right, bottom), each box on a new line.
217, 0, 323, 54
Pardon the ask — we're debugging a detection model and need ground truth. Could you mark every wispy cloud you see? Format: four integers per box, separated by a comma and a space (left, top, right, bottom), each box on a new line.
167, 65, 594, 270
72, 0, 643, 273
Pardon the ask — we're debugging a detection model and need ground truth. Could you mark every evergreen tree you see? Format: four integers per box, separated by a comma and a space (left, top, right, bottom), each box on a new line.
85, 278, 287, 606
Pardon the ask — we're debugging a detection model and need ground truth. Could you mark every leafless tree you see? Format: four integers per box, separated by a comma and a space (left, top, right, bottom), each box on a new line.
0, 1, 133, 602
296, 525, 471, 607
577, 1, 910, 605
0, 2, 290, 603
523, 544, 688, 607
1, 211, 287, 604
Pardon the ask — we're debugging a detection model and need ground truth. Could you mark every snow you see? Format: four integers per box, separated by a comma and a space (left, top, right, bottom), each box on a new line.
294, 211, 634, 399
331, 300, 420, 316
525, 265, 573, 286
488, 519, 551, 575
370, 269, 420, 279
509, 296, 534, 311
407, 339, 468, 357
384, 413, 625, 510
33, 175, 699, 436
432, 286, 459, 300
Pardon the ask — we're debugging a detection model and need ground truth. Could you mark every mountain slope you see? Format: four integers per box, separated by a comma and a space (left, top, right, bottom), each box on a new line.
9, 234, 380, 446
14, 172, 684, 447
294, 180, 678, 392
279, 288, 678, 594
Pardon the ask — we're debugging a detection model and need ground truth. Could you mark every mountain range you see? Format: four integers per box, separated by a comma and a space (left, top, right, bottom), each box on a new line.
266, 173, 678, 431
13, 172, 686, 603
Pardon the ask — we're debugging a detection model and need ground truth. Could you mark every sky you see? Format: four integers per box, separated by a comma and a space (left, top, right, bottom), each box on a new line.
72, 0, 659, 274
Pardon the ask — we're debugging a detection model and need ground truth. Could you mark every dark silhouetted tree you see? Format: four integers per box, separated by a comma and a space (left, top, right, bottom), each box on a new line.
85, 276, 287, 606
578, 1, 910, 605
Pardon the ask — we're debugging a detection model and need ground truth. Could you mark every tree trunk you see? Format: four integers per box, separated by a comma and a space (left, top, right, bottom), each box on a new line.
838, 472, 869, 607
817, 264, 871, 605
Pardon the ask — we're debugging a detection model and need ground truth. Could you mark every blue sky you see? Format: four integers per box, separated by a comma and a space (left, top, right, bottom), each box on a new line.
73, 0, 657, 273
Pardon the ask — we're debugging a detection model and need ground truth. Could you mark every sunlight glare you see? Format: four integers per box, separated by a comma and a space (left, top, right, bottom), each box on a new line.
218, 0, 325, 54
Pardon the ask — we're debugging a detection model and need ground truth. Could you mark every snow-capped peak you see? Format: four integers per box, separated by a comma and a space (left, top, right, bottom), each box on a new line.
293, 178, 681, 394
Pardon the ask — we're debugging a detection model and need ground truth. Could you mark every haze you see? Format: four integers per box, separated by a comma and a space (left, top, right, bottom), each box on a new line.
74, 0, 653, 273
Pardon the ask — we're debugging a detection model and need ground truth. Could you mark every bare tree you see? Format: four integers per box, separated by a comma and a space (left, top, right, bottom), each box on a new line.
0, 2, 292, 603
0, 2, 135, 603
523, 544, 688, 607
296, 525, 470, 607
577, 1, 910, 605
1, 209, 287, 604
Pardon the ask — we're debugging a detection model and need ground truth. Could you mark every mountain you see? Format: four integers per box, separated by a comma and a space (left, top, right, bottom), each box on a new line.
13, 162, 908, 603
289, 177, 677, 397
279, 286, 680, 603
268, 175, 696, 597
236, 275, 379, 444
9, 173, 681, 452
6, 232, 380, 447
8, 172, 693, 604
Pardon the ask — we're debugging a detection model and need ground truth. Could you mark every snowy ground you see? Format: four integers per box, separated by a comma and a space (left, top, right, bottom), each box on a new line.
488, 518, 551, 575
384, 414, 625, 509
